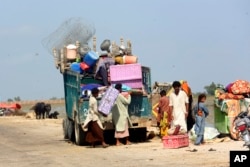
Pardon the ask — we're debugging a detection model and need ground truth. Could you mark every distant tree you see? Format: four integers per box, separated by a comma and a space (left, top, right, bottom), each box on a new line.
204, 82, 217, 95
50, 97, 57, 100
7, 98, 13, 102
14, 96, 21, 101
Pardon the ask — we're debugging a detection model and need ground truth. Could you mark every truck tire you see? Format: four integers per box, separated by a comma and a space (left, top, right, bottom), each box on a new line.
74, 121, 85, 146
63, 117, 75, 142
62, 118, 68, 139
68, 119, 75, 142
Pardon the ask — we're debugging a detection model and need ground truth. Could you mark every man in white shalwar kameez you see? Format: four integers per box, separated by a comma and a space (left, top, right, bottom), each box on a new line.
169, 81, 189, 133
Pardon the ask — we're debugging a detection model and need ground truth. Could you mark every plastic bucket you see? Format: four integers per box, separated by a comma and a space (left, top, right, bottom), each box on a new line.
84, 51, 99, 67
80, 62, 89, 70
123, 55, 137, 64
66, 44, 77, 60
70, 62, 82, 73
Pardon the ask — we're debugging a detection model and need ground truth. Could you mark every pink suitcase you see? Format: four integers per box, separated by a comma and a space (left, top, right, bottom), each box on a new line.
98, 87, 119, 116
109, 64, 143, 88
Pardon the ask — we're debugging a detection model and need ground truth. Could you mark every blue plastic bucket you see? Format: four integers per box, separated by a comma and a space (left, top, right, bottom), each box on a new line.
70, 62, 82, 73
84, 51, 99, 67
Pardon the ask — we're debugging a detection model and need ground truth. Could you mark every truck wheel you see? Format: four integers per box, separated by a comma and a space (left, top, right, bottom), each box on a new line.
74, 121, 85, 146
63, 117, 75, 142
68, 119, 75, 142
62, 118, 69, 139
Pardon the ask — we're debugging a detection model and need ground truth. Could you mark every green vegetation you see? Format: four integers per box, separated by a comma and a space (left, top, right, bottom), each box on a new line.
7, 96, 21, 102
204, 82, 221, 96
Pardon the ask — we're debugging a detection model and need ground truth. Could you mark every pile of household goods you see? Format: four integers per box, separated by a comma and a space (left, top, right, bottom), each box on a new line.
62, 38, 138, 75
57, 37, 147, 99
214, 79, 250, 139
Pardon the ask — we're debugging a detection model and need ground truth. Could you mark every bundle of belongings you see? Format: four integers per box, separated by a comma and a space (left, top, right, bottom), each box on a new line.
66, 39, 150, 108
65, 39, 141, 87
214, 80, 250, 139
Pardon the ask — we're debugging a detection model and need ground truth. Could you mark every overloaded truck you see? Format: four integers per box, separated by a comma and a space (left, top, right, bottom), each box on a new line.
52, 37, 152, 145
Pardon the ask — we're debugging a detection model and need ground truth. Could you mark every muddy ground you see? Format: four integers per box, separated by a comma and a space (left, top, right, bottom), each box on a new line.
0, 116, 249, 167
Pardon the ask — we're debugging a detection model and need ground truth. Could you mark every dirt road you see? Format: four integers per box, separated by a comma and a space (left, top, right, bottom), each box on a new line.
0, 116, 248, 167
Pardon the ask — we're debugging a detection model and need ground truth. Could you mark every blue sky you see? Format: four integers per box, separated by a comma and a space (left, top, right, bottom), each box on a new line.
0, 0, 250, 101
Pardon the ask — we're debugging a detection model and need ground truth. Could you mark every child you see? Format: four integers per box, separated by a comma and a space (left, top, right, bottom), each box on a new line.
193, 93, 209, 145
157, 90, 171, 137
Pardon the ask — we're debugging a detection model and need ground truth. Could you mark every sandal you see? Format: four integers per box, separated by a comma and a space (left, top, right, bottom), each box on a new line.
186, 149, 198, 152
208, 148, 216, 151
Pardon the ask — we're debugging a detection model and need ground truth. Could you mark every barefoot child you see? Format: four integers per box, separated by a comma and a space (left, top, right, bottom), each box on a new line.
193, 93, 209, 145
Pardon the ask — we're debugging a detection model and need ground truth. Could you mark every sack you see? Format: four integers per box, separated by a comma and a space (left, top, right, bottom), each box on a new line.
197, 110, 203, 116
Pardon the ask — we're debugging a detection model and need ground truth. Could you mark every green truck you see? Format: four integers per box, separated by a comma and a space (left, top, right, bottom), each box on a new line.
61, 67, 152, 145
55, 38, 153, 145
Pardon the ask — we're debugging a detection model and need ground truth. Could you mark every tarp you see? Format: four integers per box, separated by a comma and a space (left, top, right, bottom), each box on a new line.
80, 83, 102, 91
189, 124, 220, 140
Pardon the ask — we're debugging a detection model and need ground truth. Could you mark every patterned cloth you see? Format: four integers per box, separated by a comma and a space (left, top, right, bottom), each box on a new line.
219, 93, 244, 100
226, 100, 241, 117
231, 80, 250, 95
